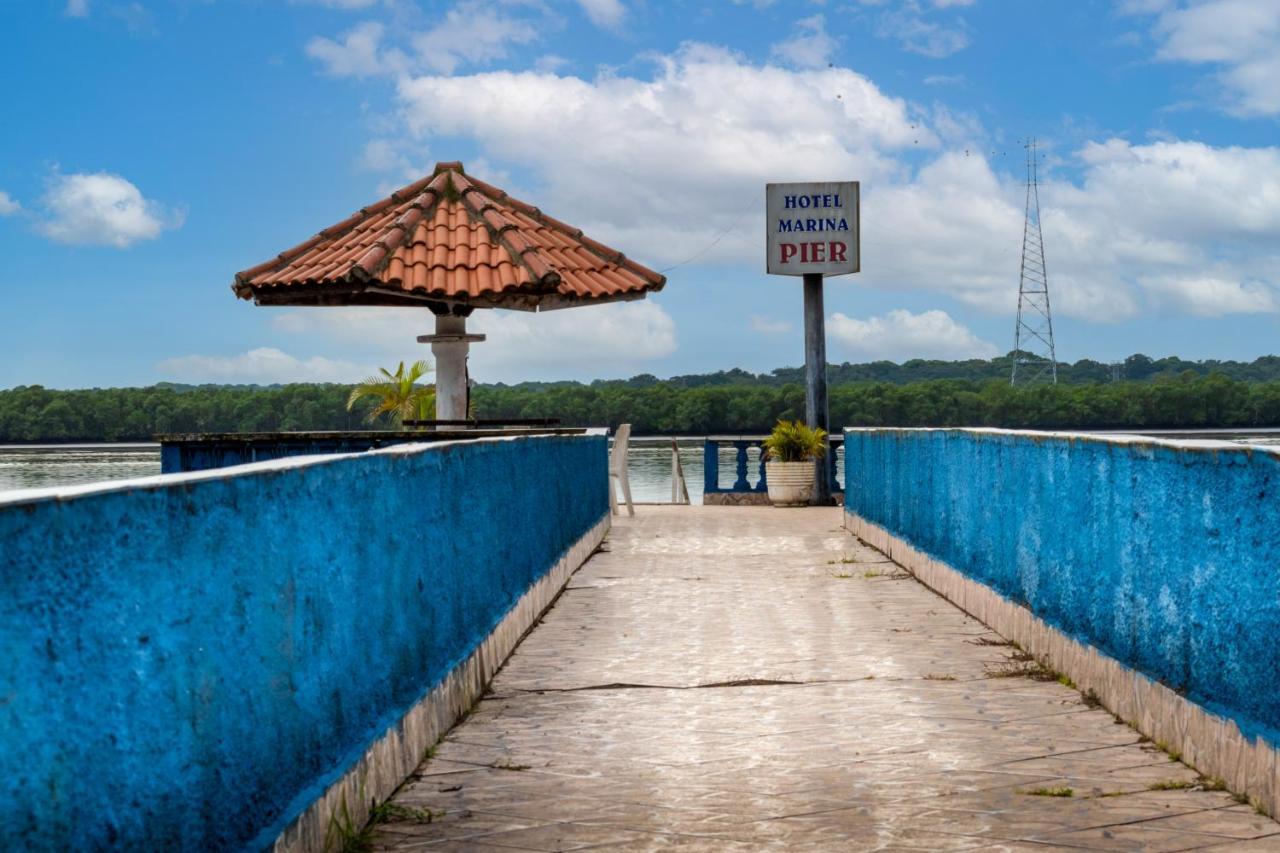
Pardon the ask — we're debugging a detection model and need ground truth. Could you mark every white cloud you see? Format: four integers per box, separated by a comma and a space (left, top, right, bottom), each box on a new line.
358, 138, 425, 179
309, 2, 548, 78
1139, 275, 1280, 317
294, 0, 381, 8
108, 2, 155, 34
576, 0, 625, 30
1070, 139, 1280, 241
1134, 0, 1280, 116
270, 301, 677, 383
770, 14, 838, 69
156, 348, 370, 384
828, 309, 998, 360
37, 172, 181, 248
342, 43, 1280, 325
412, 2, 543, 75
395, 44, 927, 268
472, 301, 676, 376
307, 22, 403, 77
861, 138, 1280, 320
875, 1, 971, 58
750, 316, 792, 335
535, 54, 570, 73
0, 191, 19, 216
64, 0, 89, 17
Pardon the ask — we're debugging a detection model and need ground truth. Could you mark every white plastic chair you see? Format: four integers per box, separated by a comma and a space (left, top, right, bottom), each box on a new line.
609, 424, 635, 516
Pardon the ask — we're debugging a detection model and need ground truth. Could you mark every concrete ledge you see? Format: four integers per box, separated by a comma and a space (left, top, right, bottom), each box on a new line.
702, 493, 772, 506
272, 514, 610, 853
845, 511, 1280, 818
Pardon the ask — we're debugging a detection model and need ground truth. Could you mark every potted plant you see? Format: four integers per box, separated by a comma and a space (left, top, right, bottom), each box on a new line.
762, 420, 827, 507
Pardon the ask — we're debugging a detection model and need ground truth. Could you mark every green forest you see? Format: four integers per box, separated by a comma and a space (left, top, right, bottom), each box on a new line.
5, 353, 1280, 442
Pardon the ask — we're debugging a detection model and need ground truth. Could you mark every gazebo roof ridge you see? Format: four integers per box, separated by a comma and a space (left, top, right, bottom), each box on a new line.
232, 161, 665, 310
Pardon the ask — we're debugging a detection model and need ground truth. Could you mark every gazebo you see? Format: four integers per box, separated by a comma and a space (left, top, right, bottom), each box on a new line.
232, 162, 666, 420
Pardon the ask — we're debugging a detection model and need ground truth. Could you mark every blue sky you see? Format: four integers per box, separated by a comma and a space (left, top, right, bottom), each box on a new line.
2, 0, 1279, 388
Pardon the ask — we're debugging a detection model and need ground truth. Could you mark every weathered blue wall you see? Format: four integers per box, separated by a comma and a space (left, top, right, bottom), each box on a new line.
844, 428, 1280, 748
0, 435, 608, 851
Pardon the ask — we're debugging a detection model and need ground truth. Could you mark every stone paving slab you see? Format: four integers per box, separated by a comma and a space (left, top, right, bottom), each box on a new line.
369, 507, 1280, 852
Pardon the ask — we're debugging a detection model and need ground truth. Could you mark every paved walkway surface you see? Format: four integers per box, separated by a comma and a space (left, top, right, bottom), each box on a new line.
371, 507, 1280, 852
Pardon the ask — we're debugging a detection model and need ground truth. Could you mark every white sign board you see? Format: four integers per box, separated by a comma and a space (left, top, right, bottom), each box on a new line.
765, 181, 860, 276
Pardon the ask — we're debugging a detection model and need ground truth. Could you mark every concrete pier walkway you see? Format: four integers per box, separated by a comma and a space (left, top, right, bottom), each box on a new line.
371, 507, 1280, 851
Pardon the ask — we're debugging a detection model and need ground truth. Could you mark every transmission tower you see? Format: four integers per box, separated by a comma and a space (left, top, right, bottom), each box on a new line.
1011, 138, 1058, 385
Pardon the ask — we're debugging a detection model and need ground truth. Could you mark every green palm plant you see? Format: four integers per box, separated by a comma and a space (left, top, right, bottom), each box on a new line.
762, 419, 827, 462
346, 360, 435, 426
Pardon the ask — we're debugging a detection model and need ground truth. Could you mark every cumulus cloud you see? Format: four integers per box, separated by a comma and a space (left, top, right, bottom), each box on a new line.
269, 301, 678, 383
294, 0, 381, 8
751, 316, 792, 335
1133, 0, 1280, 116
1139, 275, 1280, 317
858, 139, 1280, 320
307, 21, 403, 77
471, 301, 676, 376
308, 2, 546, 78
828, 309, 998, 360
318, 41, 1280, 325
576, 0, 625, 30
64, 0, 89, 17
358, 138, 425, 179
156, 348, 369, 384
411, 2, 542, 75
37, 172, 182, 248
771, 15, 838, 69
875, 1, 971, 58
0, 191, 20, 216
395, 44, 927, 267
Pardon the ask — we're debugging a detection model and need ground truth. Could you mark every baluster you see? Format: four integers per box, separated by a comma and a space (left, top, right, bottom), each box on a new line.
733, 442, 751, 491
703, 440, 720, 493
756, 441, 768, 492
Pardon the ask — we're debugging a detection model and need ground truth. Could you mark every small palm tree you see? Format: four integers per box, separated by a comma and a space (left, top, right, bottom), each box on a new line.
346, 360, 435, 426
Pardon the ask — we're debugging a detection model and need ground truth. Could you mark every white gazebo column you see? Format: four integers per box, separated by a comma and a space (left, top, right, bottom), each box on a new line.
417, 313, 485, 422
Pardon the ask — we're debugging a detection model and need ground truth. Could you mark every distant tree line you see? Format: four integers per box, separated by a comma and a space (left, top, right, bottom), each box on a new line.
4, 354, 1280, 442
0, 384, 369, 442
475, 373, 1280, 434
635, 352, 1280, 388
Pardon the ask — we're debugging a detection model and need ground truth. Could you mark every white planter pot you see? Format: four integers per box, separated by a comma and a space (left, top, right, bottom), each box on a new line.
765, 460, 814, 507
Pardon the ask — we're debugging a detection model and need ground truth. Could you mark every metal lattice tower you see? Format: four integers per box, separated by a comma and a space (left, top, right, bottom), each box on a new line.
1011, 138, 1058, 385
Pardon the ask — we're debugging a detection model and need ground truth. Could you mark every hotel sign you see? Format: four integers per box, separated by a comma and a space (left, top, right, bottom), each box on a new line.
765, 181, 860, 276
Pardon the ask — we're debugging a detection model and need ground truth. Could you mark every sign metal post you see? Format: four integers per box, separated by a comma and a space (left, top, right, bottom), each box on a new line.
765, 181, 860, 505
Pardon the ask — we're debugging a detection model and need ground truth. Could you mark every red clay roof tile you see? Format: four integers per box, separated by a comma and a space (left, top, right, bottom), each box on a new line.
233, 163, 665, 310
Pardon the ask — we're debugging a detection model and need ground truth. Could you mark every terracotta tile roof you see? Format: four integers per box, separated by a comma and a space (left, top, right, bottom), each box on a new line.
233, 162, 666, 310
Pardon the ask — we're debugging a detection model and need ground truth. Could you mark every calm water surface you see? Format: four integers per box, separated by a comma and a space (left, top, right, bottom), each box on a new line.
0, 441, 734, 502
1, 435, 1272, 501
0, 444, 161, 492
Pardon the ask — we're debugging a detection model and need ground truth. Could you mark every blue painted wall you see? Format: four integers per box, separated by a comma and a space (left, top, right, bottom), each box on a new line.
845, 429, 1280, 748
0, 435, 608, 851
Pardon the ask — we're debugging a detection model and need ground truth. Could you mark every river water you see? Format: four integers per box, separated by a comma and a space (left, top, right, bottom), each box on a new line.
1, 434, 1273, 502
0, 440, 762, 503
